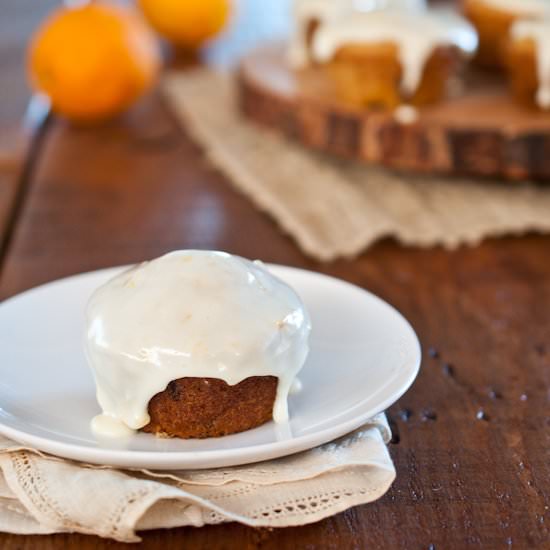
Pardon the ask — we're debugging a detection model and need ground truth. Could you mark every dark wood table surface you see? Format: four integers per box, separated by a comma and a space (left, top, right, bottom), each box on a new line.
0, 1, 548, 548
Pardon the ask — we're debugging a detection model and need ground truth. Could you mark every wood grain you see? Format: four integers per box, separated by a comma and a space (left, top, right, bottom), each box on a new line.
0, 86, 549, 549
0, 0, 549, 548
239, 44, 550, 180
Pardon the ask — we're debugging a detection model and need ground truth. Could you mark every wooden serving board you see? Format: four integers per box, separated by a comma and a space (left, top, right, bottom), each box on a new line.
238, 43, 550, 181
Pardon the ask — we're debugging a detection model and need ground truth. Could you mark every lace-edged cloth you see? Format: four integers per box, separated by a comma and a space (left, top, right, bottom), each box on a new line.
0, 415, 394, 542
162, 70, 550, 262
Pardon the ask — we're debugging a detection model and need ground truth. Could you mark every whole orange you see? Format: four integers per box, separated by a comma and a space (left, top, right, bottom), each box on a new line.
28, 2, 161, 122
138, 0, 230, 49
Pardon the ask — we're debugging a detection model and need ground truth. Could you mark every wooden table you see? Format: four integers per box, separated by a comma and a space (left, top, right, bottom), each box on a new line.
0, 1, 548, 548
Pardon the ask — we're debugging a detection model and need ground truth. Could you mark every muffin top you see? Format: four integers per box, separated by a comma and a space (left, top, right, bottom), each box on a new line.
289, 0, 428, 67
86, 250, 311, 436
311, 10, 478, 93
294, 0, 427, 20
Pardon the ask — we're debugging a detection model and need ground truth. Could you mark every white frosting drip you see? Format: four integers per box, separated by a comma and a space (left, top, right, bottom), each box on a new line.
480, 0, 550, 17
86, 251, 311, 437
91, 414, 134, 438
511, 19, 550, 109
311, 10, 478, 94
289, 0, 428, 67
394, 104, 418, 124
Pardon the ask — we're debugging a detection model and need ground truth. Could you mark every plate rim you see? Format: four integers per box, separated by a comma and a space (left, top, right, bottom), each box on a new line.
0, 263, 422, 469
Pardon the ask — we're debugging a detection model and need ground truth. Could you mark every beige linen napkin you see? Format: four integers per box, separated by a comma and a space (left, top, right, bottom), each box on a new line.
0, 414, 394, 542
162, 70, 550, 262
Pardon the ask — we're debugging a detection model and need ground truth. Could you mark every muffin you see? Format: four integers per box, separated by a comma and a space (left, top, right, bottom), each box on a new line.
310, 10, 477, 109
86, 250, 311, 439
463, 0, 550, 68
289, 0, 428, 68
506, 19, 550, 110
143, 376, 279, 438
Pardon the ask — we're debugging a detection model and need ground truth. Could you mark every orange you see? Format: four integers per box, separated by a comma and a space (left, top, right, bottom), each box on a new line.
138, 0, 230, 49
28, 2, 161, 122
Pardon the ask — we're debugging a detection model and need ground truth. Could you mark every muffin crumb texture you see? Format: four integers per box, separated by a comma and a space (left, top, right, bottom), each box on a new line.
143, 376, 278, 438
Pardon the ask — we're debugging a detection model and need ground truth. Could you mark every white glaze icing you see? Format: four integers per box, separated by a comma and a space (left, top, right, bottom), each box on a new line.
311, 10, 478, 94
511, 19, 550, 109
289, 0, 428, 67
86, 250, 311, 437
394, 104, 418, 124
479, 0, 550, 17
90, 414, 134, 438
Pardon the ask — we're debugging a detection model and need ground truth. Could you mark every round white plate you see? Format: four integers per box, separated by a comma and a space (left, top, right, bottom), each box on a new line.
0, 265, 421, 470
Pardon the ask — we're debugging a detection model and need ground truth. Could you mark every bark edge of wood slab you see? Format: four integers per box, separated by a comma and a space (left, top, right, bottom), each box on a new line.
238, 43, 550, 181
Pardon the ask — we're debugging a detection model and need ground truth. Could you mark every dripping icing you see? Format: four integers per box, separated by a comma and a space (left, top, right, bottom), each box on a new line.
85, 250, 312, 437
311, 9, 478, 94
289, 0, 428, 67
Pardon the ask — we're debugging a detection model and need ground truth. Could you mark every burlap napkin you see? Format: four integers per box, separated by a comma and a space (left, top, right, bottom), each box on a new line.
0, 414, 394, 542
162, 70, 550, 262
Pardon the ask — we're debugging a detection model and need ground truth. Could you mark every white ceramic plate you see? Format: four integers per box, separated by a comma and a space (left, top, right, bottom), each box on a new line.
0, 265, 421, 470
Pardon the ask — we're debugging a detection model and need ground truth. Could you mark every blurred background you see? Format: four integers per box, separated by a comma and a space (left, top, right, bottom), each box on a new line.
0, 0, 288, 137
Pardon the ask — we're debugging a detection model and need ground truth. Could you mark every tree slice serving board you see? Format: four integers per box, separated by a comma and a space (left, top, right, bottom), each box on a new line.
238, 43, 550, 181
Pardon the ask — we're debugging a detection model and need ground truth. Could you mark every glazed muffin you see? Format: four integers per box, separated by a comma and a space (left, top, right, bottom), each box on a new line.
325, 42, 462, 109
86, 250, 311, 439
505, 19, 550, 110
289, 0, 428, 68
463, 0, 550, 68
311, 11, 477, 109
